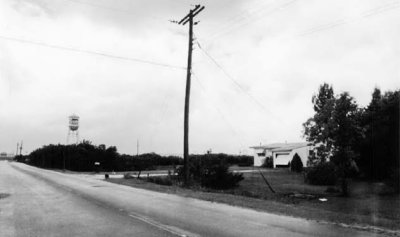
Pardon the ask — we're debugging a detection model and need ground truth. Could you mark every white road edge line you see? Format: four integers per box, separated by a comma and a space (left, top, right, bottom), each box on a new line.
128, 213, 200, 237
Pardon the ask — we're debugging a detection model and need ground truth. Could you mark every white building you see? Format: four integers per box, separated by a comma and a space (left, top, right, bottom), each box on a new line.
250, 142, 312, 168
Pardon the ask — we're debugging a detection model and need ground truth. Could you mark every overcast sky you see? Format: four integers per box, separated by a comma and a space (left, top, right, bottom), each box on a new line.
0, 0, 399, 156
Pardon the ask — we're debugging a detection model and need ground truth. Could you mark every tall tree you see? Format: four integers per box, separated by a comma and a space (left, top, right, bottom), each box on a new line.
359, 89, 399, 192
358, 88, 383, 179
304, 84, 362, 195
303, 83, 335, 165
330, 92, 362, 196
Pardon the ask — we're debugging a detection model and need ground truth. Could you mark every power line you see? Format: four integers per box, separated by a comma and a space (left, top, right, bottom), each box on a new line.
192, 72, 247, 148
58, 0, 165, 22
205, 0, 297, 42
205, 1, 398, 42
147, 91, 174, 150
196, 41, 277, 117
297, 1, 400, 37
0, 35, 186, 70
362, 0, 400, 17
204, 0, 274, 38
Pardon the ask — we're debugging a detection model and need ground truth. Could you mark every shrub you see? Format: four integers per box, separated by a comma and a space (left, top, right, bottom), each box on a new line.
385, 167, 400, 193
305, 162, 337, 185
123, 173, 135, 179
325, 187, 340, 193
261, 157, 273, 168
201, 163, 244, 189
290, 153, 303, 173
177, 156, 244, 189
147, 176, 173, 186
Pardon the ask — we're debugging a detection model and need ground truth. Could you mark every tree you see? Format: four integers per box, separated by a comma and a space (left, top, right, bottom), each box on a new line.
358, 89, 400, 192
358, 88, 383, 178
290, 153, 303, 173
104, 146, 118, 172
304, 84, 362, 196
330, 92, 362, 196
303, 83, 335, 165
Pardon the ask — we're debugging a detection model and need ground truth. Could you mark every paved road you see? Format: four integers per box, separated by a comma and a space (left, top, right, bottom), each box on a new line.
0, 161, 387, 237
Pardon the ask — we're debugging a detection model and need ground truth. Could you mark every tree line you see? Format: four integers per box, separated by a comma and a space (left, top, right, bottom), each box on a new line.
15, 141, 253, 172
303, 83, 399, 194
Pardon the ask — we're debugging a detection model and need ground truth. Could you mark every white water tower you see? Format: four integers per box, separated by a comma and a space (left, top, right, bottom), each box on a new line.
67, 114, 80, 144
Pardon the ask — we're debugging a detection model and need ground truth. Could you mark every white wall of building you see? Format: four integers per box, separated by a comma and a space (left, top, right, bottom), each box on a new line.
272, 152, 291, 168
253, 148, 266, 166
253, 149, 273, 166
273, 146, 311, 168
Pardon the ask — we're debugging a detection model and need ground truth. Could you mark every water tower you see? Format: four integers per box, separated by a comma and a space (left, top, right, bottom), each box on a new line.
67, 114, 80, 144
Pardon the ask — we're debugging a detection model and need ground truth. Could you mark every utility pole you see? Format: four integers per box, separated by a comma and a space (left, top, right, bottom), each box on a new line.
137, 139, 139, 157
19, 140, 23, 156
174, 5, 205, 185
16, 142, 19, 156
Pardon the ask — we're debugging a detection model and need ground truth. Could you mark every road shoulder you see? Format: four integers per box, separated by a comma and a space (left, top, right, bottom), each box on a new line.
106, 177, 400, 236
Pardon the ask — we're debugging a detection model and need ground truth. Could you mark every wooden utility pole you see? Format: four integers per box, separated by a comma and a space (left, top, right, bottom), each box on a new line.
175, 5, 205, 185
137, 139, 139, 157
19, 140, 23, 156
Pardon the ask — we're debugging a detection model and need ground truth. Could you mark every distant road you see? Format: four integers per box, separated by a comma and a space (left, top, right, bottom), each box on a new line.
0, 161, 388, 237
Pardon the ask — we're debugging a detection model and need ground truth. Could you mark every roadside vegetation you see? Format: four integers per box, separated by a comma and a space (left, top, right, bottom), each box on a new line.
107, 83, 399, 231
108, 168, 400, 231
303, 84, 399, 194
14, 83, 399, 232
14, 144, 252, 174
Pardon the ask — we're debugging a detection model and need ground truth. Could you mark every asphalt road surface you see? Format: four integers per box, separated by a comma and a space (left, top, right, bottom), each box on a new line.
0, 161, 387, 237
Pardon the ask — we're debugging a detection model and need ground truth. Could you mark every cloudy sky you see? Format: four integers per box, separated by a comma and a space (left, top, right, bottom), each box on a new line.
0, 0, 399, 156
